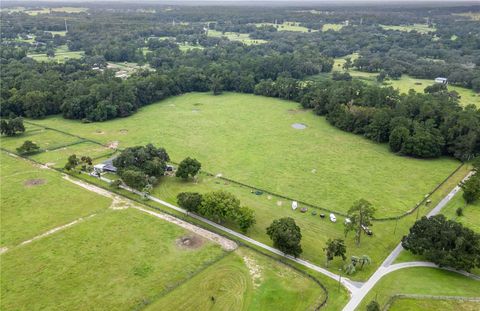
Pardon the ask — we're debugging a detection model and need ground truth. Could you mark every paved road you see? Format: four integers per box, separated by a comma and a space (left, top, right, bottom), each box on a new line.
342, 171, 477, 311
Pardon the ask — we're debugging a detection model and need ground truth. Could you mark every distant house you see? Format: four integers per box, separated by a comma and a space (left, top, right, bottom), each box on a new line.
434, 77, 448, 84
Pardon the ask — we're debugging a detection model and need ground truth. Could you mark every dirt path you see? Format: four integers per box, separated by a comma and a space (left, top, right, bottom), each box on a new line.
62, 175, 237, 251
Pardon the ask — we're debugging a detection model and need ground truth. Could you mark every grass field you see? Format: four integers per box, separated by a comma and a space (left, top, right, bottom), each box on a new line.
146, 247, 325, 310
207, 30, 267, 45
29, 93, 459, 217
0, 208, 227, 310
28, 45, 84, 63
322, 23, 344, 31
388, 297, 480, 311
0, 152, 111, 246
441, 189, 480, 232
47, 30, 67, 37
380, 24, 436, 34
256, 21, 315, 33
383, 75, 479, 107
357, 267, 480, 310
14, 92, 467, 280
0, 127, 82, 153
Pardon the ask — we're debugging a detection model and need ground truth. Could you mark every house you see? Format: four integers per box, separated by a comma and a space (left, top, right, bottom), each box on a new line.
434, 77, 448, 84
93, 158, 117, 174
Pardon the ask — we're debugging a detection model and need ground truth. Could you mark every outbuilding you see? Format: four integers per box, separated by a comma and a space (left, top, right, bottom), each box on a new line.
434, 77, 448, 84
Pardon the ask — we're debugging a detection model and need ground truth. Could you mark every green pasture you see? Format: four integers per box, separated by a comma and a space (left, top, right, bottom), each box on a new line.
388, 298, 480, 311
28, 45, 84, 63
47, 30, 67, 37
0, 127, 81, 153
146, 247, 325, 310
30, 93, 459, 217
441, 189, 480, 232
357, 267, 480, 310
322, 23, 344, 31
256, 21, 314, 32
207, 30, 267, 45
0, 208, 226, 310
0, 152, 111, 246
380, 24, 436, 34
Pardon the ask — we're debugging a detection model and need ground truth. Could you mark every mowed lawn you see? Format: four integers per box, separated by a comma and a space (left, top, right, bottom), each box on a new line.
1, 209, 226, 310
146, 247, 325, 311
357, 267, 480, 310
32, 92, 459, 217
0, 152, 111, 246
388, 298, 480, 311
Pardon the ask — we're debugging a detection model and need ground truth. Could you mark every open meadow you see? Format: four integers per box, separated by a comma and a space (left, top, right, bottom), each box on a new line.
207, 30, 267, 45
30, 92, 459, 217
256, 21, 314, 32
0, 152, 111, 247
7, 92, 469, 280
357, 267, 480, 310
28, 45, 84, 63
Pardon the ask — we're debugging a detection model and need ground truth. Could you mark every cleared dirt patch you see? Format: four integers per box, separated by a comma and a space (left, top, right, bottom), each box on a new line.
119, 129, 128, 134
107, 141, 119, 149
176, 235, 205, 249
24, 179, 46, 187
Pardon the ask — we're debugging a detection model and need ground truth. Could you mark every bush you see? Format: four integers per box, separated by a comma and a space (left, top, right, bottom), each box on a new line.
177, 192, 203, 213
456, 207, 463, 217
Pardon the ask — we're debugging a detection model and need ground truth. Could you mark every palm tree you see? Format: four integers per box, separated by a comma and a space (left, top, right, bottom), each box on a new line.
344, 263, 356, 275
358, 255, 371, 270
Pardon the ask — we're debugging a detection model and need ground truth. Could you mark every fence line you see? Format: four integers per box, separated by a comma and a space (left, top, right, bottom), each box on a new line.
0, 148, 330, 310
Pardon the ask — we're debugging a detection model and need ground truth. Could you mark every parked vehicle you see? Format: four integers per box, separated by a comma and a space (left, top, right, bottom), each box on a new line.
330, 213, 337, 222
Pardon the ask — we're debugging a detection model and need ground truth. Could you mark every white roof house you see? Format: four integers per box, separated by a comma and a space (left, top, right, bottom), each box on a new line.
434, 77, 448, 84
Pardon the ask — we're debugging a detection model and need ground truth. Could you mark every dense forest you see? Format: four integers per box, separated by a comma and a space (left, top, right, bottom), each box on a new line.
1, 1, 479, 160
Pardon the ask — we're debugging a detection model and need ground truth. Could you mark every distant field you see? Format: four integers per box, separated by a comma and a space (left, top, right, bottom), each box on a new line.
207, 30, 267, 45
452, 12, 480, 21
47, 30, 67, 36
388, 298, 480, 311
256, 21, 315, 33
322, 23, 344, 31
311, 54, 479, 108
0, 208, 226, 310
357, 267, 480, 310
146, 247, 325, 310
380, 23, 436, 34
28, 45, 84, 63
0, 152, 111, 246
30, 92, 459, 217
5, 7, 88, 15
